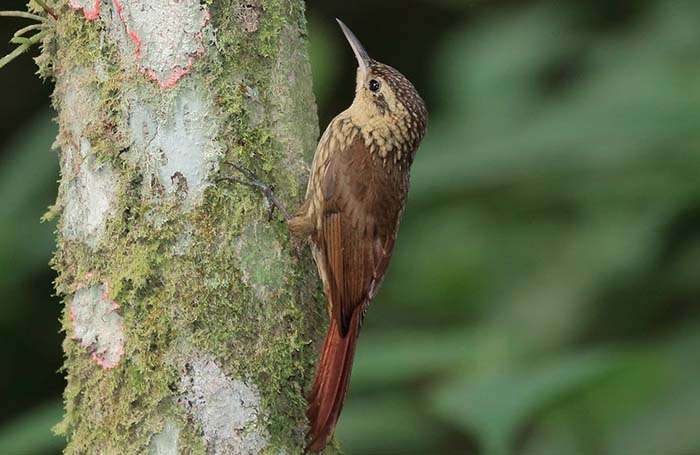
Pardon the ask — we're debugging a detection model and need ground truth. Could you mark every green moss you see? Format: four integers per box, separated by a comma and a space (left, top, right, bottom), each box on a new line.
54, 4, 103, 73
199, 3, 324, 447
50, 0, 323, 453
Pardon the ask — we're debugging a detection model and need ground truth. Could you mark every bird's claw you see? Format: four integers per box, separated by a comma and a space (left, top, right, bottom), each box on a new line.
218, 162, 308, 259
217, 162, 291, 221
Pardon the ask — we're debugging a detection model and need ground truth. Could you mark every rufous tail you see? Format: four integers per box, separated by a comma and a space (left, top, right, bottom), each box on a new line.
305, 310, 362, 452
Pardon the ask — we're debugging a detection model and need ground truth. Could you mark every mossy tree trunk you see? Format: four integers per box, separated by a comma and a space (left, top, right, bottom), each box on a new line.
45, 0, 323, 453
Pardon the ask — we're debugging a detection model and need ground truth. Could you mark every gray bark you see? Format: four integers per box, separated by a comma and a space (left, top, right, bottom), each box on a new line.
47, 0, 323, 453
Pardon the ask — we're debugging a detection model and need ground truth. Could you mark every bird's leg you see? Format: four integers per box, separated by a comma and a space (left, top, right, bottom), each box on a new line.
218, 162, 291, 222
218, 162, 313, 259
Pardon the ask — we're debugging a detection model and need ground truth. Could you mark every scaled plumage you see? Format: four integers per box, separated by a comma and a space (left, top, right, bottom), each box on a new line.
289, 20, 428, 452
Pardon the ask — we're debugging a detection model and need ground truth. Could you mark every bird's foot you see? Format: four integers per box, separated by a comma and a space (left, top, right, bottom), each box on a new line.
218, 162, 291, 222
218, 162, 308, 258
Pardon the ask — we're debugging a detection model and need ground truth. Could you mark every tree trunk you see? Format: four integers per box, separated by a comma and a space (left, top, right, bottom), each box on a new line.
46, 0, 323, 453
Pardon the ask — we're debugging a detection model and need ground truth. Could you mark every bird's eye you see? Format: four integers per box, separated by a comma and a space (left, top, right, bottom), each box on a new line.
369, 79, 381, 92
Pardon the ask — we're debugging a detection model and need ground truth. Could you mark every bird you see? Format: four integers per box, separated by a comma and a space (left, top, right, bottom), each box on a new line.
218, 18, 428, 453
289, 19, 428, 452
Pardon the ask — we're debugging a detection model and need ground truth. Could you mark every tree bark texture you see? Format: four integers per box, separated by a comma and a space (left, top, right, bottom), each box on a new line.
45, 0, 323, 453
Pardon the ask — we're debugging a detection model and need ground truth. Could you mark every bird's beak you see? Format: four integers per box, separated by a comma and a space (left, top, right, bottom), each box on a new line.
336, 19, 370, 74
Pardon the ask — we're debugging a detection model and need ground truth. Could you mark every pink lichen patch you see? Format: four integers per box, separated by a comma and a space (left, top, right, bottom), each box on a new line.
70, 284, 125, 369
111, 0, 210, 89
69, 0, 100, 20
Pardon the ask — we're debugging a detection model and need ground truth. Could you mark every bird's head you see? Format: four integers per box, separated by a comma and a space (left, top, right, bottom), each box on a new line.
337, 19, 427, 152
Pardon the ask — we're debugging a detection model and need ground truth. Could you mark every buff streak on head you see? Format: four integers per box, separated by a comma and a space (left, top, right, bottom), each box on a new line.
338, 19, 428, 161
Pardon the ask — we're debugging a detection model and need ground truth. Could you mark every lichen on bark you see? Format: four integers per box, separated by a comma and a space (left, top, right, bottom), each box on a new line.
45, 0, 324, 453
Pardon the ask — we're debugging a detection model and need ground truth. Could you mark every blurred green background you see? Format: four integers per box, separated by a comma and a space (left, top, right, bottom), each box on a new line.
2, 0, 700, 454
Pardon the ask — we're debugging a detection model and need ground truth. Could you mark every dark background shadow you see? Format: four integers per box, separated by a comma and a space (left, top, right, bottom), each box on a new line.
1, 1, 699, 454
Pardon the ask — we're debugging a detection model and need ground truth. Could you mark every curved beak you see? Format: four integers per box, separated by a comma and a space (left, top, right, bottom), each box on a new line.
336, 19, 370, 73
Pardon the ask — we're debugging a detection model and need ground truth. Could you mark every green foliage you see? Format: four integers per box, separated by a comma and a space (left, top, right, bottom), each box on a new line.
0, 110, 57, 297
0, 402, 63, 454
337, 2, 700, 454
431, 351, 617, 455
0, 1, 54, 70
0, 109, 59, 452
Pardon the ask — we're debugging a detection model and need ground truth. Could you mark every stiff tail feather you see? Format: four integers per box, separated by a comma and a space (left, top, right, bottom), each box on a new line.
305, 310, 362, 452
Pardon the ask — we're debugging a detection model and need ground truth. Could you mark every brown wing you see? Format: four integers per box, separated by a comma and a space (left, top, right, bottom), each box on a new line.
317, 135, 406, 336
